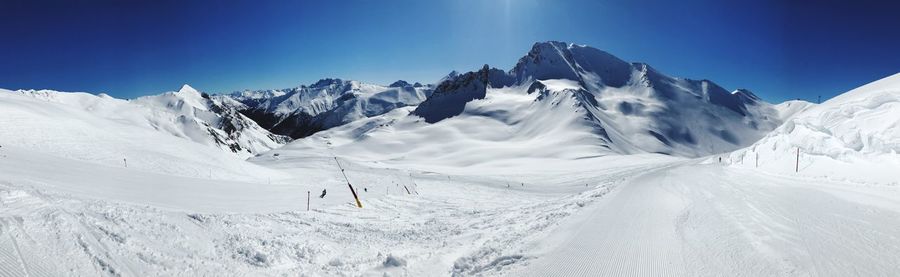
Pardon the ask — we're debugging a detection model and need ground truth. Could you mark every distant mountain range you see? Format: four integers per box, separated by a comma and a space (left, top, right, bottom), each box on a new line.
220, 78, 433, 139
2, 41, 819, 159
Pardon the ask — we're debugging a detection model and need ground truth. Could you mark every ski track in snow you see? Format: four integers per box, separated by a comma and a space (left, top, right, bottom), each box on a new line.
510, 162, 900, 277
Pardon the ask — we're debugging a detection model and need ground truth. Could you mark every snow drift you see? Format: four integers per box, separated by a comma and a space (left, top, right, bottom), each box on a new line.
726, 72, 900, 184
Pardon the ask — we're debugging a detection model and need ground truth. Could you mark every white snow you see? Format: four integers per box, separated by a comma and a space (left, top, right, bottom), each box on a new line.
774, 99, 815, 120
725, 73, 900, 184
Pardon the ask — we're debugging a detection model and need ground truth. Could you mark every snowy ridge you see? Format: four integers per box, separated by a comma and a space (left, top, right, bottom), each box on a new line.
773, 99, 815, 121
133, 84, 289, 157
726, 73, 900, 184
0, 88, 288, 180
225, 79, 433, 138
8, 85, 288, 158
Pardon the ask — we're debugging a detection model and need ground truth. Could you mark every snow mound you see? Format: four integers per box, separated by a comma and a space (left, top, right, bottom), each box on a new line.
726, 73, 900, 184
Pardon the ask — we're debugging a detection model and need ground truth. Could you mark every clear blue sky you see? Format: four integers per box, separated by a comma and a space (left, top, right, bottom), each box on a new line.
1, 0, 897, 102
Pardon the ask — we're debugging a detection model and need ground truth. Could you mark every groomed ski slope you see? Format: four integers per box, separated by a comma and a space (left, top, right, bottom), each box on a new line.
512, 161, 900, 277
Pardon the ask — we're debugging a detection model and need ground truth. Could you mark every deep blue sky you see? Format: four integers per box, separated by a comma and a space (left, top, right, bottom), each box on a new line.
1, 0, 897, 102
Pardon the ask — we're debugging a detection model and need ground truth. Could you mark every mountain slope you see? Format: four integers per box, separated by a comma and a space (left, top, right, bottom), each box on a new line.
726, 72, 900, 184
0, 88, 288, 180
224, 79, 433, 138
2, 85, 288, 159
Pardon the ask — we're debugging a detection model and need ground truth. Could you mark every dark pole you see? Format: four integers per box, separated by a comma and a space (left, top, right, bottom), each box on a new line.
409, 173, 419, 195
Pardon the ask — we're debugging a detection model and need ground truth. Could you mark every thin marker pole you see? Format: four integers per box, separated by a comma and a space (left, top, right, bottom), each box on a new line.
795, 147, 800, 172
307, 191, 310, 211
409, 172, 419, 195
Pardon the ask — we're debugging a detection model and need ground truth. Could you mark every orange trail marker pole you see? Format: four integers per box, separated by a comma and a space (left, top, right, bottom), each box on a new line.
333, 157, 363, 208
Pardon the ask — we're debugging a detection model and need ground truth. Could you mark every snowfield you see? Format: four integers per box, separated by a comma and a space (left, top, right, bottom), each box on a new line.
0, 140, 674, 276
1, 40, 899, 276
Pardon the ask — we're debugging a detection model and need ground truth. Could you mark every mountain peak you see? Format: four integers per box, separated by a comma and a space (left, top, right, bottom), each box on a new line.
178, 84, 199, 94
531, 41, 571, 50
732, 89, 759, 99
389, 80, 412, 87
512, 40, 631, 88
311, 78, 347, 88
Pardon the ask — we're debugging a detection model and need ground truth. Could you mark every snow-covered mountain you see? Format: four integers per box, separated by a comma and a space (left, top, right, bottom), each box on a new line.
726, 72, 900, 184
283, 41, 783, 163
132, 84, 290, 156
2, 85, 288, 159
412, 42, 784, 158
223, 79, 433, 138
0, 87, 289, 180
